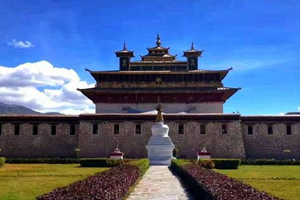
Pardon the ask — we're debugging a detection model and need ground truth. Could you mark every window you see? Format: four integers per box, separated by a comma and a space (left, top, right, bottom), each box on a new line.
222, 124, 227, 134
114, 124, 119, 134
178, 124, 184, 134
0, 124, 2, 135
33, 125, 38, 135
268, 124, 273, 135
70, 125, 76, 135
14, 125, 20, 135
136, 124, 141, 134
200, 124, 206, 134
92, 124, 98, 134
248, 125, 253, 135
286, 124, 292, 135
51, 125, 56, 135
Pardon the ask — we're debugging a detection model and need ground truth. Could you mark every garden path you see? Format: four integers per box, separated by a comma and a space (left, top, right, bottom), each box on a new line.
127, 166, 194, 200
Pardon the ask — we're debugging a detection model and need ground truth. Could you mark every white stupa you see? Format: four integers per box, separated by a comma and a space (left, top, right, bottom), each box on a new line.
146, 104, 175, 165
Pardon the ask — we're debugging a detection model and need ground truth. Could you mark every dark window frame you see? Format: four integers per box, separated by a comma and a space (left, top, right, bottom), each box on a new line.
14, 124, 20, 135
114, 124, 120, 134
200, 124, 206, 134
248, 125, 253, 135
92, 124, 98, 134
178, 124, 184, 134
70, 125, 76, 135
136, 124, 141, 134
286, 124, 292, 135
222, 124, 227, 134
51, 125, 56, 135
267, 124, 273, 135
33, 124, 38, 135
0, 123, 2, 135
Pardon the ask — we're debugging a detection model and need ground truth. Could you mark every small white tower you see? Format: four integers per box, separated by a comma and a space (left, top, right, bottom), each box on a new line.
146, 104, 175, 165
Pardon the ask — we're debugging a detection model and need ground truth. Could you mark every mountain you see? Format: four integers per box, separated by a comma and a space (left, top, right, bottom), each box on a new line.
0, 102, 63, 115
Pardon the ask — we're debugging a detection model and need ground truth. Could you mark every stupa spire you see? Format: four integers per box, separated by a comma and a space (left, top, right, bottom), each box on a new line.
156, 103, 164, 122
156, 34, 161, 47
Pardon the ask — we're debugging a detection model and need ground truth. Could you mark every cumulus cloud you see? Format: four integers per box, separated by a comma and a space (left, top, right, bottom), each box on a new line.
8, 39, 34, 48
0, 61, 95, 114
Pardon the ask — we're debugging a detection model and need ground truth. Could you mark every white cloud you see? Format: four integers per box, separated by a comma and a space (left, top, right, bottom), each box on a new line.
8, 39, 34, 48
0, 61, 95, 114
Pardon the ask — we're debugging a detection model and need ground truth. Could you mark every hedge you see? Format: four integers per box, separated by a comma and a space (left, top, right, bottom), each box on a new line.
211, 159, 241, 169
5, 158, 80, 164
242, 159, 300, 165
37, 159, 150, 200
171, 160, 281, 200
79, 158, 122, 167
0, 157, 5, 168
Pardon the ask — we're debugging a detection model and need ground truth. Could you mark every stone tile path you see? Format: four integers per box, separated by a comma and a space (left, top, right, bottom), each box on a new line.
127, 166, 194, 200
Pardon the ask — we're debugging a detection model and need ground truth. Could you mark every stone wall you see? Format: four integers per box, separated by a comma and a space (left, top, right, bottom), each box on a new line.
1, 114, 300, 159
0, 122, 78, 158
95, 102, 223, 113
241, 119, 300, 159
78, 119, 245, 159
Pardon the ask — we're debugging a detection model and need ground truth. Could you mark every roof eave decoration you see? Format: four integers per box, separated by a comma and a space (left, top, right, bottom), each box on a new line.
115, 42, 135, 57
183, 42, 203, 57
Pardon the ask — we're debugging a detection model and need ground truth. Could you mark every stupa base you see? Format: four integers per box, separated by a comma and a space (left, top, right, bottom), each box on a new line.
149, 158, 173, 165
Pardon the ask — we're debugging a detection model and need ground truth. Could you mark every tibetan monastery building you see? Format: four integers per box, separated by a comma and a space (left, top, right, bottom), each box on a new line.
0, 35, 299, 160
79, 34, 240, 114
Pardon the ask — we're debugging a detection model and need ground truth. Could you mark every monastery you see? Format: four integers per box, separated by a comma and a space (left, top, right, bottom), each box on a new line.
0, 35, 299, 159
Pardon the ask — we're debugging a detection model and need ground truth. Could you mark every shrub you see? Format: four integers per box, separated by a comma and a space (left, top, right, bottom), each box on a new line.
79, 158, 121, 167
199, 159, 215, 169
173, 147, 179, 158
37, 165, 140, 200
242, 159, 300, 165
0, 157, 5, 168
211, 159, 241, 169
5, 158, 79, 164
171, 161, 281, 200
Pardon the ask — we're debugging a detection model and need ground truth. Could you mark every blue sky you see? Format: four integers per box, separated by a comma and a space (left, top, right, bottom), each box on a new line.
0, 0, 299, 114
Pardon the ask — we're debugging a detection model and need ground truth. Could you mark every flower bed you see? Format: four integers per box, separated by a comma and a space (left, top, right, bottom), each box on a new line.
171, 160, 281, 200
37, 165, 139, 200
37, 159, 149, 200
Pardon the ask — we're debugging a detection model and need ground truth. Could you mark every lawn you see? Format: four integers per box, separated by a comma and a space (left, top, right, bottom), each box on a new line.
215, 165, 300, 200
0, 164, 109, 200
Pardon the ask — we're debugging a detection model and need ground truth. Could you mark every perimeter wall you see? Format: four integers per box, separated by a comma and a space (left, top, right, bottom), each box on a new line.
0, 114, 299, 159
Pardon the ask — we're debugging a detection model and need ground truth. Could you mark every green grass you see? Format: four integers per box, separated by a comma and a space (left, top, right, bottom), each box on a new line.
0, 164, 109, 200
215, 165, 300, 200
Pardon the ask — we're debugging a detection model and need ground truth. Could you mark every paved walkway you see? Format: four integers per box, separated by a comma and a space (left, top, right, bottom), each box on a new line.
127, 166, 194, 200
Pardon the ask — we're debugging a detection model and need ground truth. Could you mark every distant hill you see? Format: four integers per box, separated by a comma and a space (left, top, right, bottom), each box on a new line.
0, 102, 63, 115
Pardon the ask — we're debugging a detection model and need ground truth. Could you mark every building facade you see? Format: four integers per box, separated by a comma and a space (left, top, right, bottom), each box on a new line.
0, 36, 299, 160
0, 114, 300, 159
79, 35, 239, 114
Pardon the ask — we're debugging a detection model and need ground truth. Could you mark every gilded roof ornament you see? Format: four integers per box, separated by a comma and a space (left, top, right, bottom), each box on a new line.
123, 42, 127, 51
156, 34, 161, 47
191, 42, 195, 50
156, 103, 164, 122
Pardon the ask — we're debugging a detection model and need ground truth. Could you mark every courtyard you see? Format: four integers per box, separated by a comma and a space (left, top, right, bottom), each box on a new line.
0, 164, 108, 200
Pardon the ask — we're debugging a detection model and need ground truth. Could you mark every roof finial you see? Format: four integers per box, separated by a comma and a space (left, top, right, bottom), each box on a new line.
156, 34, 161, 47
191, 42, 194, 50
123, 42, 127, 51
156, 103, 164, 122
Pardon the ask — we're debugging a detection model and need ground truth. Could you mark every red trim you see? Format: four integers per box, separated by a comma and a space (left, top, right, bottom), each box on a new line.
198, 152, 211, 156
110, 153, 124, 156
